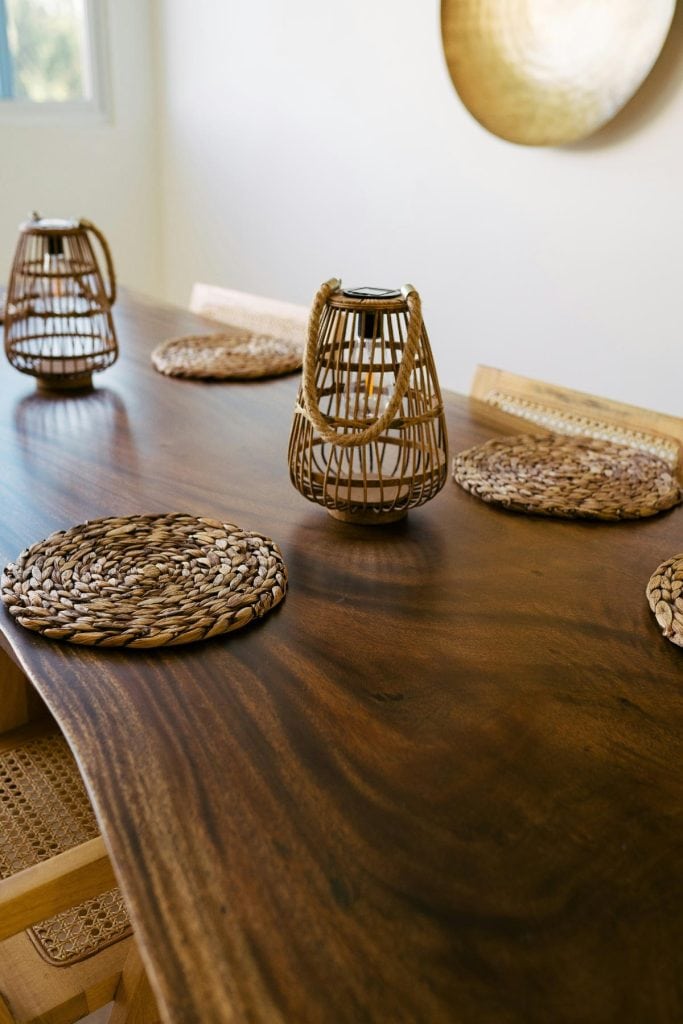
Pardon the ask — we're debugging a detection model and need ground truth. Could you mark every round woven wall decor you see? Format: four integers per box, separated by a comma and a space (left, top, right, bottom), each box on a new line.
151, 332, 303, 380
1, 514, 287, 648
453, 433, 682, 520
646, 555, 683, 648
440, 0, 675, 145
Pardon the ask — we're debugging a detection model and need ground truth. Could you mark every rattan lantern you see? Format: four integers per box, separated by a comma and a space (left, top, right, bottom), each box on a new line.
4, 214, 118, 391
289, 280, 448, 524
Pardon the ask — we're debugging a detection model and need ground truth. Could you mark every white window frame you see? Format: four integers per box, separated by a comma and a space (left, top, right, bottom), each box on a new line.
0, 0, 110, 125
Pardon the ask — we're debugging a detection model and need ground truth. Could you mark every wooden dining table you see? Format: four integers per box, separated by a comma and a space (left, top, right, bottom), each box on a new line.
1, 289, 683, 1024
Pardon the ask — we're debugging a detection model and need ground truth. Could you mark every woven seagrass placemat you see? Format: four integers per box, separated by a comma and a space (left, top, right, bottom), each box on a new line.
453, 433, 682, 520
1, 513, 287, 647
151, 332, 303, 380
0, 729, 131, 965
646, 555, 683, 648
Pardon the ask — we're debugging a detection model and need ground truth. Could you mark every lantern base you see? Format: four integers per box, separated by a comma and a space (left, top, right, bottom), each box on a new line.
327, 507, 408, 525
36, 372, 94, 394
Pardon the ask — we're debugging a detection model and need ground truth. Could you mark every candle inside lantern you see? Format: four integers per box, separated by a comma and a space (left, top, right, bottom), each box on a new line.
42, 234, 68, 299
345, 308, 394, 424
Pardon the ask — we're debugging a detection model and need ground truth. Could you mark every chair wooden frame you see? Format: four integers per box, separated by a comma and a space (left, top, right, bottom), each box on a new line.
190, 281, 309, 345
471, 365, 683, 472
0, 648, 159, 1024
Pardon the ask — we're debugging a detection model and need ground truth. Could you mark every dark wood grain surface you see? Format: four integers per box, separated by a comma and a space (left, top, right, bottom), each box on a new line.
1, 291, 683, 1024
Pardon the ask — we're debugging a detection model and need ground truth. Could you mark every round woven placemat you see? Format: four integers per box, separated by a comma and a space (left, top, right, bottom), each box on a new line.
646, 555, 683, 648
1, 513, 287, 647
453, 433, 682, 520
151, 332, 303, 380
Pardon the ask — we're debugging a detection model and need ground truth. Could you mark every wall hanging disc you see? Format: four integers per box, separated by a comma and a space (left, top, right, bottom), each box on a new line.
440, 0, 675, 145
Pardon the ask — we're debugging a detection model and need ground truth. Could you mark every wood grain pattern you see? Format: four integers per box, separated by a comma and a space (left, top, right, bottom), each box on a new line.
2, 291, 683, 1023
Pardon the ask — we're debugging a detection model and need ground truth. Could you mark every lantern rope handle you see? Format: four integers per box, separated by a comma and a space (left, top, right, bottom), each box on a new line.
301, 278, 423, 448
80, 219, 117, 307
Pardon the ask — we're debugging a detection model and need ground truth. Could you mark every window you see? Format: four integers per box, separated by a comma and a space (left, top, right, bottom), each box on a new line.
0, 0, 107, 116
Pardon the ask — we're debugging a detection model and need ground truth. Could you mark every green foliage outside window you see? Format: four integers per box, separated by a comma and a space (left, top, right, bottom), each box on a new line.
5, 0, 87, 102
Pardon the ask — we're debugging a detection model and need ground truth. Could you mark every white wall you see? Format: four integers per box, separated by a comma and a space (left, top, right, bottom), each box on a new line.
0, 0, 161, 297
156, 0, 683, 415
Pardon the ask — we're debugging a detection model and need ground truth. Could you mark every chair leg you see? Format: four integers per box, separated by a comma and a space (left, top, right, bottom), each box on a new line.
0, 993, 16, 1024
0, 648, 47, 732
109, 943, 160, 1024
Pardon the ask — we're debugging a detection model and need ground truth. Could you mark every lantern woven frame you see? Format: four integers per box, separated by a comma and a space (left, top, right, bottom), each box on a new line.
4, 217, 118, 390
288, 280, 448, 523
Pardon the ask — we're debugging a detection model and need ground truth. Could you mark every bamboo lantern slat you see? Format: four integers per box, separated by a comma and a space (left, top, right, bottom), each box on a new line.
4, 214, 118, 391
288, 281, 448, 524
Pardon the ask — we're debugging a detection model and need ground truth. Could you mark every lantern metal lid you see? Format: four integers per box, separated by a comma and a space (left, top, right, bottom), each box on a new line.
19, 214, 81, 233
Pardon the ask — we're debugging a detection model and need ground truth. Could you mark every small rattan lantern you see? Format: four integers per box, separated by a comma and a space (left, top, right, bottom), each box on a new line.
4, 214, 118, 391
289, 280, 448, 524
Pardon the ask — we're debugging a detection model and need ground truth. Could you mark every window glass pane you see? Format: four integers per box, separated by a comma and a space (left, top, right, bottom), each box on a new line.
5, 0, 89, 101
